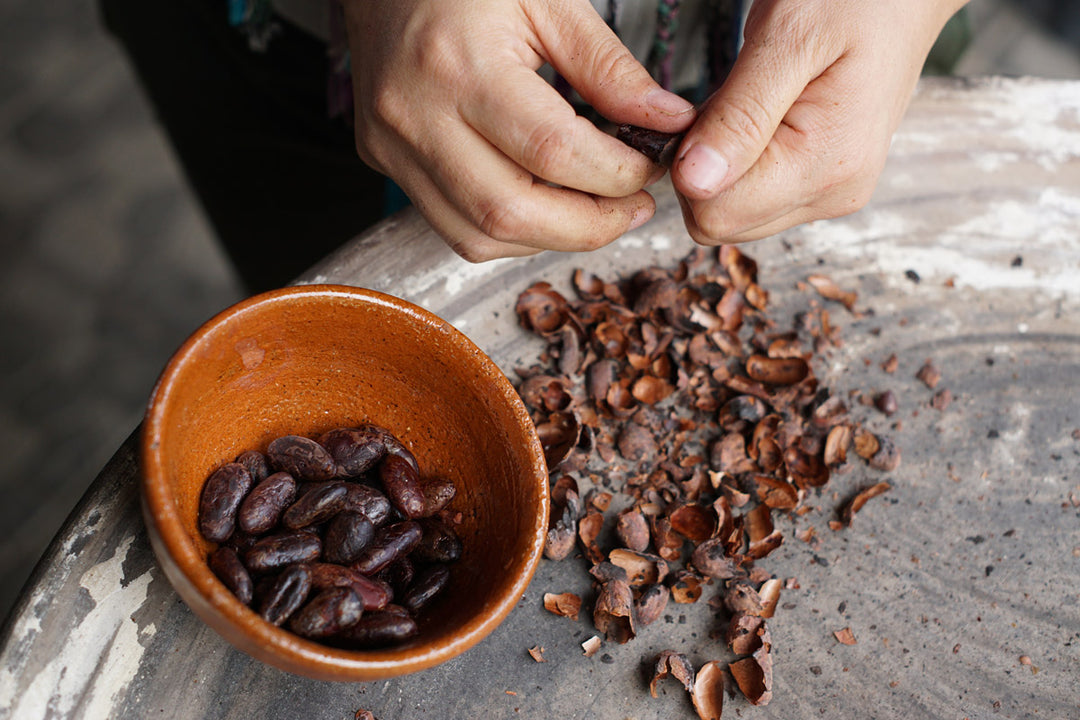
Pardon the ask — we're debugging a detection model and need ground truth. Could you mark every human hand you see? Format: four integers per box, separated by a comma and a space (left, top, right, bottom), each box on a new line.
670, 0, 969, 245
342, 0, 696, 261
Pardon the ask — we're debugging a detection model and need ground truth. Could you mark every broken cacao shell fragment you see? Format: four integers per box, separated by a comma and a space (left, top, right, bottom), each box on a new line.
578, 510, 606, 564
691, 660, 725, 720
545, 489, 579, 561
649, 649, 695, 698
593, 579, 636, 643
634, 583, 670, 626
669, 503, 717, 544
669, 569, 704, 604
867, 435, 902, 472
615, 508, 651, 552
727, 612, 767, 655
536, 410, 583, 470
515, 282, 573, 336
691, 537, 743, 580
806, 274, 856, 311
724, 582, 765, 617
834, 626, 857, 645
543, 592, 583, 621
823, 424, 852, 467
840, 481, 892, 525
729, 646, 773, 706
916, 359, 942, 389
608, 548, 668, 587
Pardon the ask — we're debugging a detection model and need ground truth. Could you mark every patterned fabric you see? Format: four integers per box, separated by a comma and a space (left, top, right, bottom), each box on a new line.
229, 0, 743, 119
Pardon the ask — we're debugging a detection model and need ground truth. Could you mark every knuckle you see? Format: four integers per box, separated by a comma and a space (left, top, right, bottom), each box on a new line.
522, 120, 577, 180
476, 198, 529, 242
370, 82, 409, 129
588, 39, 641, 90
712, 92, 774, 150
451, 241, 500, 264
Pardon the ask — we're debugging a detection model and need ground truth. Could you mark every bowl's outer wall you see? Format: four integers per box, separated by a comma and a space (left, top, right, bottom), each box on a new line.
142, 286, 548, 680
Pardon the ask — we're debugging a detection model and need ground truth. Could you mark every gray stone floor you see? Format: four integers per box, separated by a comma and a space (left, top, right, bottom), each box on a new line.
0, 0, 1078, 624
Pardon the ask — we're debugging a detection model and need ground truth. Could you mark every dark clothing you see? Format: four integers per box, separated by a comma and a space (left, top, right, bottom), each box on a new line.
100, 0, 385, 293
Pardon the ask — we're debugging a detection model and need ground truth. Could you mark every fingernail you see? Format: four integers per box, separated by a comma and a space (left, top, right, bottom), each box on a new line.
629, 205, 652, 230
646, 88, 695, 116
678, 143, 729, 195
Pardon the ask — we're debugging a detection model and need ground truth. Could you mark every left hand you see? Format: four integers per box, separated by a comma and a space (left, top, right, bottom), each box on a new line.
669, 0, 969, 245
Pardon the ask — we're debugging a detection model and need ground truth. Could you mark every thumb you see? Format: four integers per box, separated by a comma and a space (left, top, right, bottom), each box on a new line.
535, 0, 695, 132
672, 33, 817, 200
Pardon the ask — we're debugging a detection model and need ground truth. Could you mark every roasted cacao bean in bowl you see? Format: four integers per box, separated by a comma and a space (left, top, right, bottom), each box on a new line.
140, 285, 549, 681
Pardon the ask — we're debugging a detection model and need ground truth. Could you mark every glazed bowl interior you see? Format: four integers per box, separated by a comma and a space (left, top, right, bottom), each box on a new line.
141, 285, 548, 681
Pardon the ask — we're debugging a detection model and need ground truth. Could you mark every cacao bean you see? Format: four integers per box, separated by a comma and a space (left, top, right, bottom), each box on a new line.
234, 450, 271, 484
198, 463, 252, 543
378, 454, 425, 519
308, 563, 392, 611
245, 530, 322, 574
238, 471, 297, 535
259, 563, 312, 626
341, 483, 392, 527
288, 587, 364, 639
318, 426, 388, 477
336, 608, 419, 649
418, 477, 457, 517
411, 517, 463, 563
323, 511, 375, 564
208, 546, 253, 606
401, 564, 451, 614
267, 435, 336, 481
282, 481, 347, 529
350, 521, 422, 576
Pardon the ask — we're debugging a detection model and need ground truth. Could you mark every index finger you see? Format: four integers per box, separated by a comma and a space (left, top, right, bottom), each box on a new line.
462, 66, 658, 197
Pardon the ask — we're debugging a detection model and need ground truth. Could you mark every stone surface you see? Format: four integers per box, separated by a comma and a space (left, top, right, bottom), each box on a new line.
1, 77, 1078, 719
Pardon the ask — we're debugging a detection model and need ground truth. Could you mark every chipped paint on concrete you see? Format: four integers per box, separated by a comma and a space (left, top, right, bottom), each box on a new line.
1, 533, 154, 720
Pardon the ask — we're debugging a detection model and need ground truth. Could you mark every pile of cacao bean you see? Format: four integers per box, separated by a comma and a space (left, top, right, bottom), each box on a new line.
198, 424, 460, 648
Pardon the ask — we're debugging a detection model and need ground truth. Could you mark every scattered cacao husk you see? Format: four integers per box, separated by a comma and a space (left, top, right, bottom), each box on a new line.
691, 660, 725, 720
841, 482, 892, 525
543, 592, 582, 621
649, 650, 695, 698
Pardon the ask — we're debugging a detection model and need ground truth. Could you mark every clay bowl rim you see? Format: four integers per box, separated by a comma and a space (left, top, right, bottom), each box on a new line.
139, 284, 549, 681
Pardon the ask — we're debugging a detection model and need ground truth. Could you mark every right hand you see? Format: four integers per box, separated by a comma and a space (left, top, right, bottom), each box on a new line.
342, 0, 696, 261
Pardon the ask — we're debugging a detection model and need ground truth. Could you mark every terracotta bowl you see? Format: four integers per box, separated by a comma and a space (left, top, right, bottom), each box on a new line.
141, 285, 548, 681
